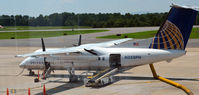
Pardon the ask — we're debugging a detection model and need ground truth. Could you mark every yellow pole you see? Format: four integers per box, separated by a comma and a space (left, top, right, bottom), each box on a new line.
149, 64, 158, 78
149, 64, 193, 95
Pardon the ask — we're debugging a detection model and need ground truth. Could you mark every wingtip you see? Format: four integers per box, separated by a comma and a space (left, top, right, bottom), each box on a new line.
125, 38, 133, 40
15, 55, 20, 58
15, 55, 24, 58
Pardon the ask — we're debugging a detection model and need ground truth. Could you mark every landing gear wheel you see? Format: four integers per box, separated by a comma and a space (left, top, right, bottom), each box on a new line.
108, 78, 111, 83
101, 81, 104, 86
34, 78, 39, 82
29, 70, 35, 76
69, 75, 78, 82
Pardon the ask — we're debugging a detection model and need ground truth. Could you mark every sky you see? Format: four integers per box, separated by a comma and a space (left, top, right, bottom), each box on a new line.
0, 0, 199, 17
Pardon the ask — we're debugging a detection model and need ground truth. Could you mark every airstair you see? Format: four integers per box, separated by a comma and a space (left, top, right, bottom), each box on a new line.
85, 67, 118, 87
42, 67, 51, 79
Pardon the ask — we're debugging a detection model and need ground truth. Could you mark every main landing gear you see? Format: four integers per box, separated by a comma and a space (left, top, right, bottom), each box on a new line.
67, 62, 78, 82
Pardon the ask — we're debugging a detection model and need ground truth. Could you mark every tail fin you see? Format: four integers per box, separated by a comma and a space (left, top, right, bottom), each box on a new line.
149, 4, 198, 50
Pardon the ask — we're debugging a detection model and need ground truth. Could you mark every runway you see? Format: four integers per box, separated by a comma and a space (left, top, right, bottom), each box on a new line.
0, 27, 199, 95
0, 27, 198, 48
0, 27, 159, 47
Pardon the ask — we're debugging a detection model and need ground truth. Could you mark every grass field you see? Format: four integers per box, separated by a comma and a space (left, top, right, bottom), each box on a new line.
98, 27, 199, 39
0, 26, 91, 31
0, 30, 108, 39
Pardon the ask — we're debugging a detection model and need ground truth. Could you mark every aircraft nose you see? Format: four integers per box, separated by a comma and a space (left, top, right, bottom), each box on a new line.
19, 57, 30, 68
19, 62, 25, 68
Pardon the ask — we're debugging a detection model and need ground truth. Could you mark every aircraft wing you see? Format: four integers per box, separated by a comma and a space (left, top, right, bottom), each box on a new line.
16, 38, 132, 57
16, 48, 80, 57
95, 38, 132, 48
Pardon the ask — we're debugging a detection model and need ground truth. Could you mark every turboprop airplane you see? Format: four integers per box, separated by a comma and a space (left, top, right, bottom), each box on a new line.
17, 4, 198, 86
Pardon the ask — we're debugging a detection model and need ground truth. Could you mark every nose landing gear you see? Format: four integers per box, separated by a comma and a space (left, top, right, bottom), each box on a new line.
28, 69, 35, 76
67, 62, 79, 82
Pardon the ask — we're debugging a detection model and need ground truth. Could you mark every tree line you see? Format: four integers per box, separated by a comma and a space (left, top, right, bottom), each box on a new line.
0, 12, 198, 28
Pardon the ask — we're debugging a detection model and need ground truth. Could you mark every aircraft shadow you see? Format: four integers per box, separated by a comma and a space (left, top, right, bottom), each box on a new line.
35, 81, 84, 95
34, 74, 87, 95
33, 74, 199, 94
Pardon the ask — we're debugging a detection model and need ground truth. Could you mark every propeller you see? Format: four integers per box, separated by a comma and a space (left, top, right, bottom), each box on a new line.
41, 38, 47, 68
41, 38, 47, 65
78, 35, 82, 46
41, 38, 46, 52
41, 38, 51, 79
73, 35, 82, 46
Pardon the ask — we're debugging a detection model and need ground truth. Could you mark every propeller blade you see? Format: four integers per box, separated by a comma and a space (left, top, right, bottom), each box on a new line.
84, 49, 98, 55
41, 38, 47, 75
40, 38, 51, 79
41, 38, 46, 52
78, 35, 82, 46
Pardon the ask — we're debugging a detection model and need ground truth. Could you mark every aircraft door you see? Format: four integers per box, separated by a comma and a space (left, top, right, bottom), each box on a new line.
109, 54, 121, 68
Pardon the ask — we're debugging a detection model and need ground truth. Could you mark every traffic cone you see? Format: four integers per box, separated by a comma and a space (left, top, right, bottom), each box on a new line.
43, 84, 46, 95
6, 88, 9, 95
28, 88, 31, 95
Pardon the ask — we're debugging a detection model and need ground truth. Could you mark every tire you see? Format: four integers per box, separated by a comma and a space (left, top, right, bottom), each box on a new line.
109, 78, 111, 83
29, 72, 35, 76
101, 81, 104, 86
34, 78, 39, 82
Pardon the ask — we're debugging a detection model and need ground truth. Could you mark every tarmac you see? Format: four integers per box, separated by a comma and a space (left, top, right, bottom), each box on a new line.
0, 27, 199, 95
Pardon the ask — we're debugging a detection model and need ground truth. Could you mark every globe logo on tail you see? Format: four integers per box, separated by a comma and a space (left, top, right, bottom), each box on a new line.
150, 20, 184, 49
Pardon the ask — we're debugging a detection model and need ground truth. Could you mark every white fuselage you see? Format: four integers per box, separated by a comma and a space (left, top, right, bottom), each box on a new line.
19, 48, 185, 70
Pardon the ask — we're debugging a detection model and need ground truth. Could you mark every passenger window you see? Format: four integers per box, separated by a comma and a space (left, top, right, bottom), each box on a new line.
102, 57, 105, 61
